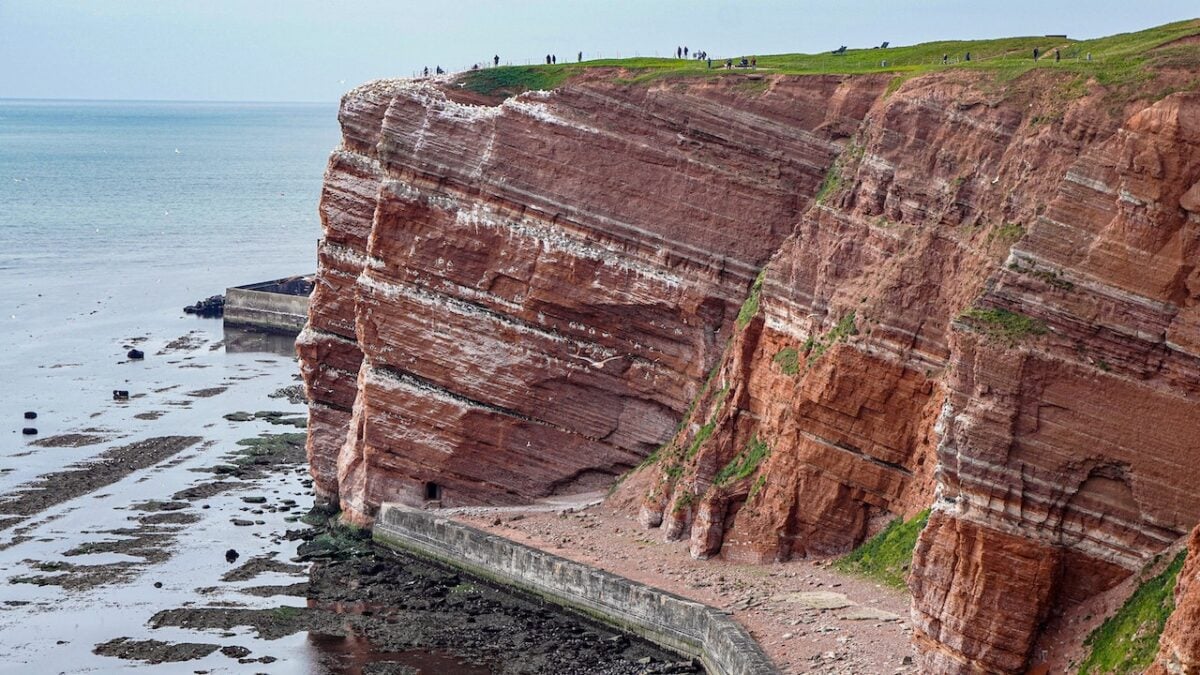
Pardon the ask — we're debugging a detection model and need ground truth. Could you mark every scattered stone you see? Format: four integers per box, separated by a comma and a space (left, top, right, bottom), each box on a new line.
231, 519, 254, 527
242, 496, 267, 504
775, 591, 854, 610
23, 411, 37, 420
21, 428, 37, 435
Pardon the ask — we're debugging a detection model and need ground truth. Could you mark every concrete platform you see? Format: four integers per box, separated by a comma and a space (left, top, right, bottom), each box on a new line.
374, 503, 780, 675
223, 275, 313, 334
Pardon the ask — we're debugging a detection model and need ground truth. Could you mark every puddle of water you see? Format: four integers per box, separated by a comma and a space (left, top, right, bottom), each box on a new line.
306, 633, 493, 675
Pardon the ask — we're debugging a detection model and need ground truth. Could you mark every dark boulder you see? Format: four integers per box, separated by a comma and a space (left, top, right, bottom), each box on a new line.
127, 349, 145, 360
183, 295, 225, 318
23, 411, 36, 419
22, 427, 37, 435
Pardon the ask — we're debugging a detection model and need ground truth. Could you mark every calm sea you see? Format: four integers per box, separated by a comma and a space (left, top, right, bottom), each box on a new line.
0, 99, 339, 431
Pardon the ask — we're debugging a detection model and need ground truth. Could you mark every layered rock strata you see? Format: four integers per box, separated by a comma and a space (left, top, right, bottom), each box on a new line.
300, 74, 883, 522
302, 50, 1200, 673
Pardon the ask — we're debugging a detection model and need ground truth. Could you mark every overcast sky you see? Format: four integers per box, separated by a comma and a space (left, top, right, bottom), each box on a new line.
1, 1, 1195, 102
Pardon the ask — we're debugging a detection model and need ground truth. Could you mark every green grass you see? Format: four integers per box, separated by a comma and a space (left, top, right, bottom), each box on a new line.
833, 509, 931, 589
1078, 550, 1187, 675
960, 307, 1048, 344
987, 222, 1026, 247
773, 347, 801, 375
686, 419, 716, 459
806, 311, 858, 367
458, 65, 575, 97
735, 269, 767, 329
714, 436, 770, 486
453, 20, 1200, 103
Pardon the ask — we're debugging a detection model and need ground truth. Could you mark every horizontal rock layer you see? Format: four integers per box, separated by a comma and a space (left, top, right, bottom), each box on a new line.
302, 55, 1200, 672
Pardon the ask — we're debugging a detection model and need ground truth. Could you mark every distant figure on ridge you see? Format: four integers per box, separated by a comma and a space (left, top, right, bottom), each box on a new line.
684, 46, 689, 58
494, 55, 499, 67
965, 51, 971, 62
552, 54, 557, 64
942, 53, 948, 64
751, 56, 756, 68
436, 65, 443, 75
1055, 48, 1061, 62
1033, 47, 1040, 60
578, 51, 583, 62
423, 66, 429, 77
546, 54, 552, 64
707, 57, 712, 69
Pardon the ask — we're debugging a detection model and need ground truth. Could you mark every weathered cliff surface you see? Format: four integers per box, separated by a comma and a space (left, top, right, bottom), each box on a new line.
299, 72, 888, 522
302, 29, 1200, 673
1154, 526, 1200, 675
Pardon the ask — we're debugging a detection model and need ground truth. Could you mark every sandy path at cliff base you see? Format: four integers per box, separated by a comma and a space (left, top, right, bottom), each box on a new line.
454, 496, 918, 675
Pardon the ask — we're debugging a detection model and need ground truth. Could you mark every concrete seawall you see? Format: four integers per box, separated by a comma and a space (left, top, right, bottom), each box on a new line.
223, 276, 312, 334
373, 503, 780, 675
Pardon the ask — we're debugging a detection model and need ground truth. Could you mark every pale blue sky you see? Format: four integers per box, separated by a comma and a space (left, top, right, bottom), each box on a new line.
1, 1, 1195, 102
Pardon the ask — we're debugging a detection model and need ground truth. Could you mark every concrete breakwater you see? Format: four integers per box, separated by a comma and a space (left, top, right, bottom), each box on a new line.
223, 275, 314, 334
373, 504, 780, 675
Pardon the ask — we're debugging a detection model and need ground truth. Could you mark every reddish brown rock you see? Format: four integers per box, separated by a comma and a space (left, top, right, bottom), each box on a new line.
1153, 526, 1200, 675
302, 46, 1200, 672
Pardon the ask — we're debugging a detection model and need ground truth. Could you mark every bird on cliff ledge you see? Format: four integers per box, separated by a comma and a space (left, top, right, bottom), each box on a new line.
567, 351, 625, 369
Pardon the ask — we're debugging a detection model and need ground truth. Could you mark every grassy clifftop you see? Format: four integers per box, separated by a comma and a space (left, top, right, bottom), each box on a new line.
458, 18, 1199, 98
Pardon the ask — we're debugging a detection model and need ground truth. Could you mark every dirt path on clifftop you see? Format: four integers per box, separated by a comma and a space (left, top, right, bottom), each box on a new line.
455, 498, 918, 675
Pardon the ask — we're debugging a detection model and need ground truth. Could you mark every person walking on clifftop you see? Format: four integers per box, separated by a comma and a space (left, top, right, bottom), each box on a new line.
493, 55, 499, 67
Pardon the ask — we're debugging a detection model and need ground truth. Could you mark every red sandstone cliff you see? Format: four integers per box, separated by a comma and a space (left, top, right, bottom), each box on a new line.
301, 32, 1200, 673
1154, 526, 1200, 675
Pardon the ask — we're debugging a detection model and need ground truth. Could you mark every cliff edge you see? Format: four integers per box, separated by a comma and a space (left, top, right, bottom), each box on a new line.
300, 20, 1200, 673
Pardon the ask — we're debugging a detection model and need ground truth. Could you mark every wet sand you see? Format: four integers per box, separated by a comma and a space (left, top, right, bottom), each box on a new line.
0, 323, 690, 674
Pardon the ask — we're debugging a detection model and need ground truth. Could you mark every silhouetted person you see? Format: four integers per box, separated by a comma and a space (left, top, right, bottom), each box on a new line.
965, 52, 971, 62
1033, 47, 1040, 60
436, 66, 443, 75
494, 55, 499, 67
684, 46, 689, 58
942, 53, 948, 64
546, 54, 552, 64
726, 58, 733, 69
552, 54, 557, 64
1055, 48, 1060, 62
578, 51, 583, 62
423, 66, 429, 77
751, 57, 756, 67
676, 46, 681, 58
707, 58, 712, 69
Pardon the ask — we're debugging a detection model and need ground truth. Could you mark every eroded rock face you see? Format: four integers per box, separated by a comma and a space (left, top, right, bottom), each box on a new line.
1154, 526, 1200, 675
300, 73, 887, 522
302, 65, 1200, 671
911, 92, 1200, 673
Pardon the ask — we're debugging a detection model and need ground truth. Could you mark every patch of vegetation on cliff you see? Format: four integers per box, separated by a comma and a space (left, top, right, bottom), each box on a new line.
685, 419, 716, 459
804, 311, 858, 367
714, 436, 770, 486
833, 509, 930, 589
1077, 550, 1187, 675
459, 66, 574, 97
773, 347, 800, 375
959, 307, 1047, 344
735, 269, 767, 329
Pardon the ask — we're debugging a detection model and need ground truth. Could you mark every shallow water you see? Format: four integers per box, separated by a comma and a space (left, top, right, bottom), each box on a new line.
0, 100, 690, 674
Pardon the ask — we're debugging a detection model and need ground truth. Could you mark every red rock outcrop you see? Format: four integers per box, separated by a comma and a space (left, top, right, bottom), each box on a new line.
300, 73, 888, 523
1154, 526, 1200, 675
301, 34, 1200, 673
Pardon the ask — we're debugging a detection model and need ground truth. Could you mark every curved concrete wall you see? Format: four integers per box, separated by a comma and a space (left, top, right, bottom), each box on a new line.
373, 503, 779, 675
